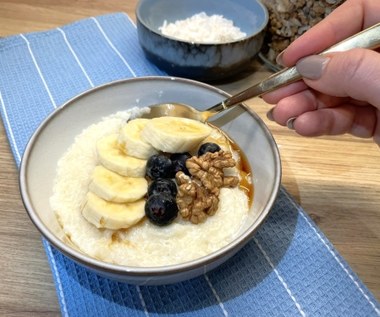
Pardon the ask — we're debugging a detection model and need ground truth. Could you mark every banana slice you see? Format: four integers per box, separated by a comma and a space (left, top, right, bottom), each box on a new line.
97, 134, 147, 177
141, 116, 212, 153
118, 119, 158, 159
89, 165, 148, 203
82, 192, 145, 230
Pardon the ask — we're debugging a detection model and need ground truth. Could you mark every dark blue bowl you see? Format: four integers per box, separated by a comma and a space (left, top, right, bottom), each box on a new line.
136, 0, 268, 82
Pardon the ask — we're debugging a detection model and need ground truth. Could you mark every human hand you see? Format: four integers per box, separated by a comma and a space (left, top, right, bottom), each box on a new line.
262, 0, 380, 145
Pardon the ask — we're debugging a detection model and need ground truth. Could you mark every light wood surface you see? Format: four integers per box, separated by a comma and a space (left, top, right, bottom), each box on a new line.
0, 1, 379, 315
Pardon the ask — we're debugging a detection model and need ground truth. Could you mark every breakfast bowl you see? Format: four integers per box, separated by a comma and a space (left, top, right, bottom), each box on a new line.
20, 76, 281, 285
136, 0, 269, 82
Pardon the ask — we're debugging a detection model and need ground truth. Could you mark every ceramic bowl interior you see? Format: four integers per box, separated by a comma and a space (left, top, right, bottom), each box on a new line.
20, 77, 281, 285
136, 0, 269, 82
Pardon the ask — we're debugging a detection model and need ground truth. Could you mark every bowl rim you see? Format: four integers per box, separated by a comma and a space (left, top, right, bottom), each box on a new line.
135, 0, 269, 46
19, 76, 281, 277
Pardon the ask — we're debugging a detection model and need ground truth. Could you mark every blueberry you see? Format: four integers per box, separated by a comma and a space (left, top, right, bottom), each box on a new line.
146, 154, 174, 179
170, 152, 191, 175
198, 142, 221, 156
148, 179, 177, 197
145, 194, 179, 226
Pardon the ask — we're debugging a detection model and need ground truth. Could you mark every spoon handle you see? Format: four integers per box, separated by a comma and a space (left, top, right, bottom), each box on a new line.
208, 22, 380, 113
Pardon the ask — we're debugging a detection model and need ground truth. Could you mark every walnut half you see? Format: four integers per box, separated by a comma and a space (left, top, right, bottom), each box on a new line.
176, 151, 239, 224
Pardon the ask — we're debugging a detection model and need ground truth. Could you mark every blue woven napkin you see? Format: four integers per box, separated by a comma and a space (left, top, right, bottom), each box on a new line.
0, 13, 379, 317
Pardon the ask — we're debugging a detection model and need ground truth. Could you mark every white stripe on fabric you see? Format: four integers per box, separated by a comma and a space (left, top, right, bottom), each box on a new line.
120, 13, 164, 76
57, 27, 95, 88
283, 190, 380, 316
254, 237, 307, 317
19, 34, 57, 109
301, 213, 380, 316
122, 12, 137, 29
136, 285, 149, 317
45, 241, 69, 317
300, 208, 379, 315
204, 274, 229, 317
91, 17, 137, 77
0, 90, 21, 163
281, 189, 380, 316
57, 18, 149, 317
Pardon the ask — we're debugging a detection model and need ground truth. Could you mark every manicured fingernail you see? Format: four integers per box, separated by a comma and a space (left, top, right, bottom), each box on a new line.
286, 117, 297, 130
276, 51, 285, 66
296, 55, 330, 80
266, 108, 274, 121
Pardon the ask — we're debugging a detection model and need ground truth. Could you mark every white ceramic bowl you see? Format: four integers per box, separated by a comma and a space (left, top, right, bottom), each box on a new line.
20, 77, 281, 285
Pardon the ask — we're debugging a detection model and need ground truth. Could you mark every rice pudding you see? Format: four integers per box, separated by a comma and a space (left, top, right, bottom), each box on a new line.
50, 108, 253, 267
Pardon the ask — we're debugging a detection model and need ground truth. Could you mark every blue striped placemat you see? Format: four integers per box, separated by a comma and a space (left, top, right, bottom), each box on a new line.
0, 13, 379, 317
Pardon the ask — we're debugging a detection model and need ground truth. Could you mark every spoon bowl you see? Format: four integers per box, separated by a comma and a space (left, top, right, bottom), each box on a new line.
142, 102, 216, 122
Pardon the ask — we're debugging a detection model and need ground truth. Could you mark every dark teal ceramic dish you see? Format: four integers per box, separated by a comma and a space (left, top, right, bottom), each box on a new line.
136, 0, 269, 82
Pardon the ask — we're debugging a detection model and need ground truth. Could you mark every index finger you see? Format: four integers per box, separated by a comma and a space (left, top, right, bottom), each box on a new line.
280, 0, 380, 66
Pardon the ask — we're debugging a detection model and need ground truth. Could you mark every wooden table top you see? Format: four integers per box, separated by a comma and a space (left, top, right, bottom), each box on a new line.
0, 1, 379, 315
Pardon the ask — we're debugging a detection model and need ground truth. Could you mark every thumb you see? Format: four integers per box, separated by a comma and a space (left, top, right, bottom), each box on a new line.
296, 49, 380, 109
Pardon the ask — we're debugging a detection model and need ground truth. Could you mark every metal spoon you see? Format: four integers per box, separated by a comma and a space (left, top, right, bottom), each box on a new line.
143, 23, 380, 122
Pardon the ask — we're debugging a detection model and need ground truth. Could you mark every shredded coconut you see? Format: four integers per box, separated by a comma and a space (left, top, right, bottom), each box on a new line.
159, 12, 247, 43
